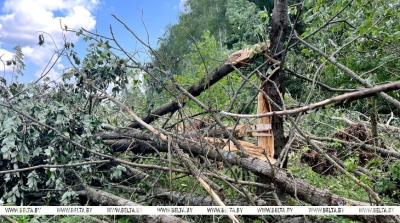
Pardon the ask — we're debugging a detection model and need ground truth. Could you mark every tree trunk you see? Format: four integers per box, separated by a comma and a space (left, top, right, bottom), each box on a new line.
268, 0, 290, 159
257, 0, 290, 197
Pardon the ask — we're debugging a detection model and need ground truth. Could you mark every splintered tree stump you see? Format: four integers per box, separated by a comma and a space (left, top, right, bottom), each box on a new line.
257, 91, 275, 163
216, 91, 275, 163
204, 137, 272, 161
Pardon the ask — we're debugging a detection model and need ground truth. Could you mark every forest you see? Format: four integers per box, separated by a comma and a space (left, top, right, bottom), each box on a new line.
1, 0, 400, 222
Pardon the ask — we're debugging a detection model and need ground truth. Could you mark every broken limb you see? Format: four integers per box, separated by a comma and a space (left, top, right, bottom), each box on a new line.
221, 81, 400, 118
128, 43, 269, 128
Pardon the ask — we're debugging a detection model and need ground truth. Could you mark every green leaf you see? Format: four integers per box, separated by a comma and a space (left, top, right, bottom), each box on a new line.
305, 0, 313, 8
33, 147, 42, 157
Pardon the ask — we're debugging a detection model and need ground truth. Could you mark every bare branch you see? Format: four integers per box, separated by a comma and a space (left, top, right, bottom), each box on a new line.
221, 81, 400, 118
294, 33, 400, 109
128, 43, 268, 128
286, 68, 357, 92
0, 160, 110, 174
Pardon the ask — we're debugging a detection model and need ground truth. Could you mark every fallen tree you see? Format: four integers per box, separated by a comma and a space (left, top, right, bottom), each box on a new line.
100, 127, 398, 222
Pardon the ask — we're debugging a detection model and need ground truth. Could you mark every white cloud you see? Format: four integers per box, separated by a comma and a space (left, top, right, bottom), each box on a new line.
0, 0, 99, 81
179, 0, 190, 13
22, 45, 63, 80
57, 63, 65, 71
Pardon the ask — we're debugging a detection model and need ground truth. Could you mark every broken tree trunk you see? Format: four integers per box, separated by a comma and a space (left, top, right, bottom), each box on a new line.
128, 43, 269, 129
204, 137, 271, 161
257, 91, 275, 163
255, 0, 291, 197
173, 138, 397, 223
102, 130, 398, 222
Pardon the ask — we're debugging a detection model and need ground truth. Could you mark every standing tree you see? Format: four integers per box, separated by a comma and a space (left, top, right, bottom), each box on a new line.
266, 0, 290, 161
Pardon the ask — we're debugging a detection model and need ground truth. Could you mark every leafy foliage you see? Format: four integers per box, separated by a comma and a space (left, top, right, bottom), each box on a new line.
0, 82, 107, 204
226, 0, 269, 48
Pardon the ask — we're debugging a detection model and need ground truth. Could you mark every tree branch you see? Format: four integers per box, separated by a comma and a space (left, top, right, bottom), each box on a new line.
220, 81, 400, 118
286, 68, 357, 92
294, 33, 400, 109
0, 160, 110, 174
128, 44, 267, 128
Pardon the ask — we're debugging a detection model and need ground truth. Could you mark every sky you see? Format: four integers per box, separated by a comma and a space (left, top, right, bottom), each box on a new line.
0, 0, 187, 83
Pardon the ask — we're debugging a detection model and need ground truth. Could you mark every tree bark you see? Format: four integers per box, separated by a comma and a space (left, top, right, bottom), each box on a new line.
257, 0, 290, 198
268, 0, 290, 159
